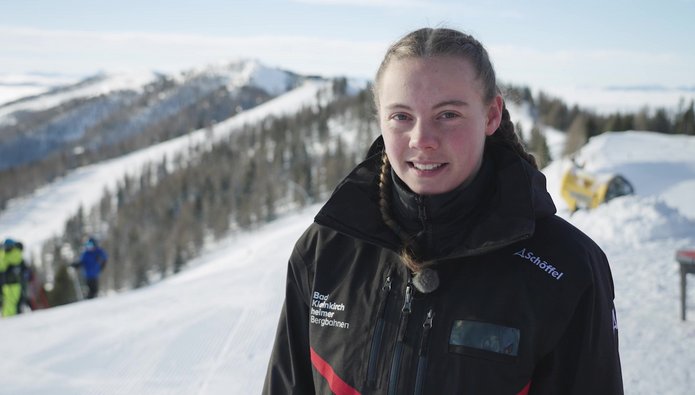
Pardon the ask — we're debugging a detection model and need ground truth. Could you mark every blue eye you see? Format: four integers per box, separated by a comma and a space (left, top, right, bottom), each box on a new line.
391, 113, 410, 121
440, 112, 459, 119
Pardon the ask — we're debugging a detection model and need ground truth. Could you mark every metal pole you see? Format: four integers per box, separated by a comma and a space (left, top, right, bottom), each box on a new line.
682, 263, 687, 321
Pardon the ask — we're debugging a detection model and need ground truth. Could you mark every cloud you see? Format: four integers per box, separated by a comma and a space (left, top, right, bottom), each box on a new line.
488, 44, 690, 89
1, 26, 691, 90
291, 0, 430, 7
0, 26, 388, 78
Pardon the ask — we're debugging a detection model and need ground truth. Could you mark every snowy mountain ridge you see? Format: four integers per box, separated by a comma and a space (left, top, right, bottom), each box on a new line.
0, 78, 334, 261
0, 71, 158, 121
0, 59, 306, 172
182, 59, 299, 96
0, 72, 84, 107
0, 59, 297, 116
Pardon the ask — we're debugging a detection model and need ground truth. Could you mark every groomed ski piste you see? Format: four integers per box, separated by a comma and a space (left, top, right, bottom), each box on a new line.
0, 84, 694, 394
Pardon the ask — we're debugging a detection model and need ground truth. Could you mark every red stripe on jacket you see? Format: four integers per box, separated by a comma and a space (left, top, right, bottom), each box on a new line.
310, 347, 361, 395
517, 381, 532, 395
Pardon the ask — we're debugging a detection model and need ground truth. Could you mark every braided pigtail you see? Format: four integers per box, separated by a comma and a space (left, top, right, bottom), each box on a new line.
487, 102, 538, 169
377, 153, 432, 273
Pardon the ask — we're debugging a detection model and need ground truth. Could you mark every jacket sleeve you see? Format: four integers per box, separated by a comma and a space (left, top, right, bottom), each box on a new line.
530, 249, 624, 395
99, 249, 108, 268
262, 242, 316, 394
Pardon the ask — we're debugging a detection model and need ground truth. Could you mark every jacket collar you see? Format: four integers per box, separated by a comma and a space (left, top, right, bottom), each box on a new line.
389, 156, 495, 260
314, 137, 556, 259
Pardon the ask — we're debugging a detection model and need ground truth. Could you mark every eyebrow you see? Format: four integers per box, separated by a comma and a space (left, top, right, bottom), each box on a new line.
434, 100, 469, 109
385, 100, 470, 111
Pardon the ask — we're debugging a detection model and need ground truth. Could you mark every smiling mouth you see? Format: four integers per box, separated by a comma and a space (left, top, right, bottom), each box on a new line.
410, 162, 445, 171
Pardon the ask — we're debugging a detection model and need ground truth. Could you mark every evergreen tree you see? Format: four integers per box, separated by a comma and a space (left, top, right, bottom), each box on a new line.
650, 109, 672, 133
633, 107, 650, 131
676, 100, 695, 135
564, 114, 589, 156
47, 264, 79, 306
173, 247, 185, 274
604, 113, 622, 132
529, 125, 551, 168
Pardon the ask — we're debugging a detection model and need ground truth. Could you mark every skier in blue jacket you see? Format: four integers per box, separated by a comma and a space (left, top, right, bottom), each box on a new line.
72, 237, 108, 299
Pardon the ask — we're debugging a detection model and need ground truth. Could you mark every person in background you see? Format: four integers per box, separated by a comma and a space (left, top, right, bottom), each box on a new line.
72, 237, 108, 299
0, 238, 27, 317
263, 27, 623, 394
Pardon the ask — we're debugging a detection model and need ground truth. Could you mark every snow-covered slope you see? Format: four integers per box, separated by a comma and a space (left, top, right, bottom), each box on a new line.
0, 123, 694, 393
218, 59, 297, 96
0, 79, 332, 258
0, 208, 313, 395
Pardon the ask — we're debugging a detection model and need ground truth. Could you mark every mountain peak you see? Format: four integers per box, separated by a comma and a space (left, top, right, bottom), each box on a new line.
178, 59, 300, 96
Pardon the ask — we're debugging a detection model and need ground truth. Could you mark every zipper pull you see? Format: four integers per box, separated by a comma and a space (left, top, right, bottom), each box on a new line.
374, 275, 392, 320
423, 308, 434, 329
402, 283, 413, 313
367, 274, 394, 386
414, 308, 435, 395
397, 283, 413, 342
383, 275, 392, 292
419, 308, 435, 356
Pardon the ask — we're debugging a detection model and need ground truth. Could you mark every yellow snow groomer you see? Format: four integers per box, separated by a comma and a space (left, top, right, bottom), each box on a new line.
560, 164, 634, 212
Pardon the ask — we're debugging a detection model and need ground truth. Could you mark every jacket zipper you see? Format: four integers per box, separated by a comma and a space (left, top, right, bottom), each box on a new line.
414, 308, 434, 395
387, 280, 413, 395
367, 275, 392, 386
415, 195, 432, 249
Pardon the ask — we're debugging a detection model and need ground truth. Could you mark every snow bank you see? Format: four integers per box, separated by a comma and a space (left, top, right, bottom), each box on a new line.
544, 131, 695, 220
570, 196, 695, 247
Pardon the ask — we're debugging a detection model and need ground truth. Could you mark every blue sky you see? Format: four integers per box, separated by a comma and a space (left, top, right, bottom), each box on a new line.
1, 0, 694, 92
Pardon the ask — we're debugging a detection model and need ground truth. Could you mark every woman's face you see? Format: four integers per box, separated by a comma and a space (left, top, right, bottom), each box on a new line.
378, 56, 502, 195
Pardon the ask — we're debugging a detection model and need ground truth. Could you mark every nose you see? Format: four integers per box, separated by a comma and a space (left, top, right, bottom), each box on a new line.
409, 120, 439, 150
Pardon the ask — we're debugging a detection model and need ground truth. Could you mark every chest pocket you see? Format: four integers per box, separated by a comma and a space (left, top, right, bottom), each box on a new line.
448, 319, 520, 364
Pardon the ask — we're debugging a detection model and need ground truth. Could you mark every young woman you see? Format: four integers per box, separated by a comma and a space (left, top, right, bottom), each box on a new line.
263, 28, 623, 395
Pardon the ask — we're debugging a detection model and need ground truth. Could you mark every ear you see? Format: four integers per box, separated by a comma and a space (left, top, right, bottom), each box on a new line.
485, 94, 503, 136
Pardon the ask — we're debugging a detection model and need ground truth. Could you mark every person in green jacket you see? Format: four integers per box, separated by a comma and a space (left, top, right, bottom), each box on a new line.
1, 239, 26, 317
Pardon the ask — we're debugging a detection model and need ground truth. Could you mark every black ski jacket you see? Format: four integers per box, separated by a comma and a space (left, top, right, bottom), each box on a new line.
263, 139, 623, 395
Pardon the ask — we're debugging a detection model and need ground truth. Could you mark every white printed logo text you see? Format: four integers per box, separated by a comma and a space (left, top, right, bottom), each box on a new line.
514, 248, 564, 280
310, 292, 351, 329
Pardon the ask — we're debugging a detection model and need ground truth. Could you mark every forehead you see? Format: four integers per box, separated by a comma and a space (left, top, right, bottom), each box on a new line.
377, 56, 483, 105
